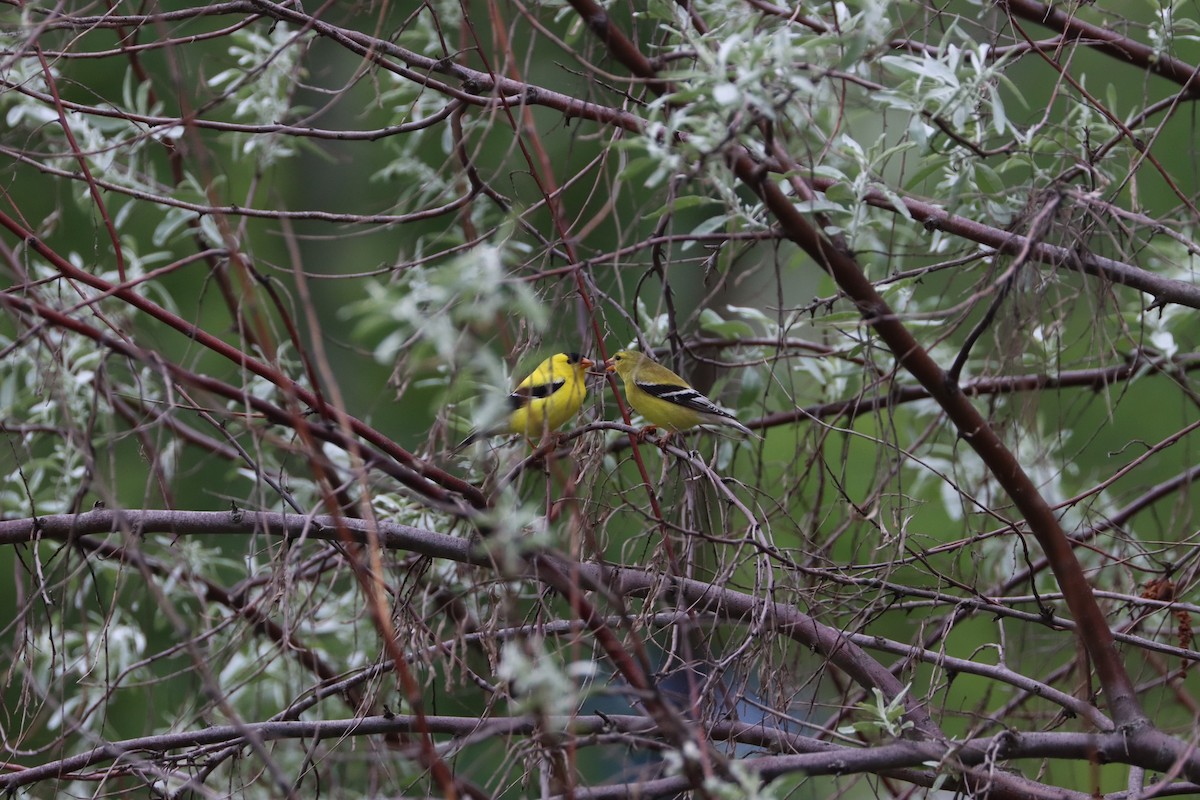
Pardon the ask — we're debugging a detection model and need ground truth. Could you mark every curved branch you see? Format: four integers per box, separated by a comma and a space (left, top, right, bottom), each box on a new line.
1001, 0, 1200, 95
9, 510, 1200, 786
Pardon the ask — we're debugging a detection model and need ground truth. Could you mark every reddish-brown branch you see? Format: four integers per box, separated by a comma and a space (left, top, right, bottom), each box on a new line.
0, 210, 487, 510
735, 155, 1150, 728
0, 509, 937, 734
8, 12, 1200, 309
753, 352, 1200, 430
33, 48, 126, 282
1001, 0, 1200, 95
555, 0, 1158, 739
0, 289, 484, 513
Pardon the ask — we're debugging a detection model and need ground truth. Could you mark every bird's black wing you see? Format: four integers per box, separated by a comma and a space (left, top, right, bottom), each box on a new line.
508, 378, 566, 409
637, 382, 738, 419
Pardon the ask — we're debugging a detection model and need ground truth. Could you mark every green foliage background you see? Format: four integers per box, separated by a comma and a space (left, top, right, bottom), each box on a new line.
2, 0, 1200, 797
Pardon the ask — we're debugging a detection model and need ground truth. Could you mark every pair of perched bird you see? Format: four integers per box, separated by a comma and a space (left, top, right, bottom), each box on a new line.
458, 349, 754, 448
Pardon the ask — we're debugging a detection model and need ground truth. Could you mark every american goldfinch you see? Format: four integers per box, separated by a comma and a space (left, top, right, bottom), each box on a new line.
605, 349, 754, 436
457, 352, 595, 448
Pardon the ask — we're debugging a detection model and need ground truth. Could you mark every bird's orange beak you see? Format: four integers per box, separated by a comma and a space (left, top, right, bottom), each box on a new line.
604, 358, 616, 373
580, 357, 596, 369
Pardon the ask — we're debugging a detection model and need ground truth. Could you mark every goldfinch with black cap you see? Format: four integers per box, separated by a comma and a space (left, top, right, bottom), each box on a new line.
457, 352, 594, 448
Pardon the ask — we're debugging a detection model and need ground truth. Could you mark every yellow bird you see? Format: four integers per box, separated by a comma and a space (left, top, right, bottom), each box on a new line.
605, 349, 754, 435
457, 352, 595, 448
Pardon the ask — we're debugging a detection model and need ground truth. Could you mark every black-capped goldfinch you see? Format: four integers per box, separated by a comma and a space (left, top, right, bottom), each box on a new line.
457, 352, 594, 448
605, 350, 754, 436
